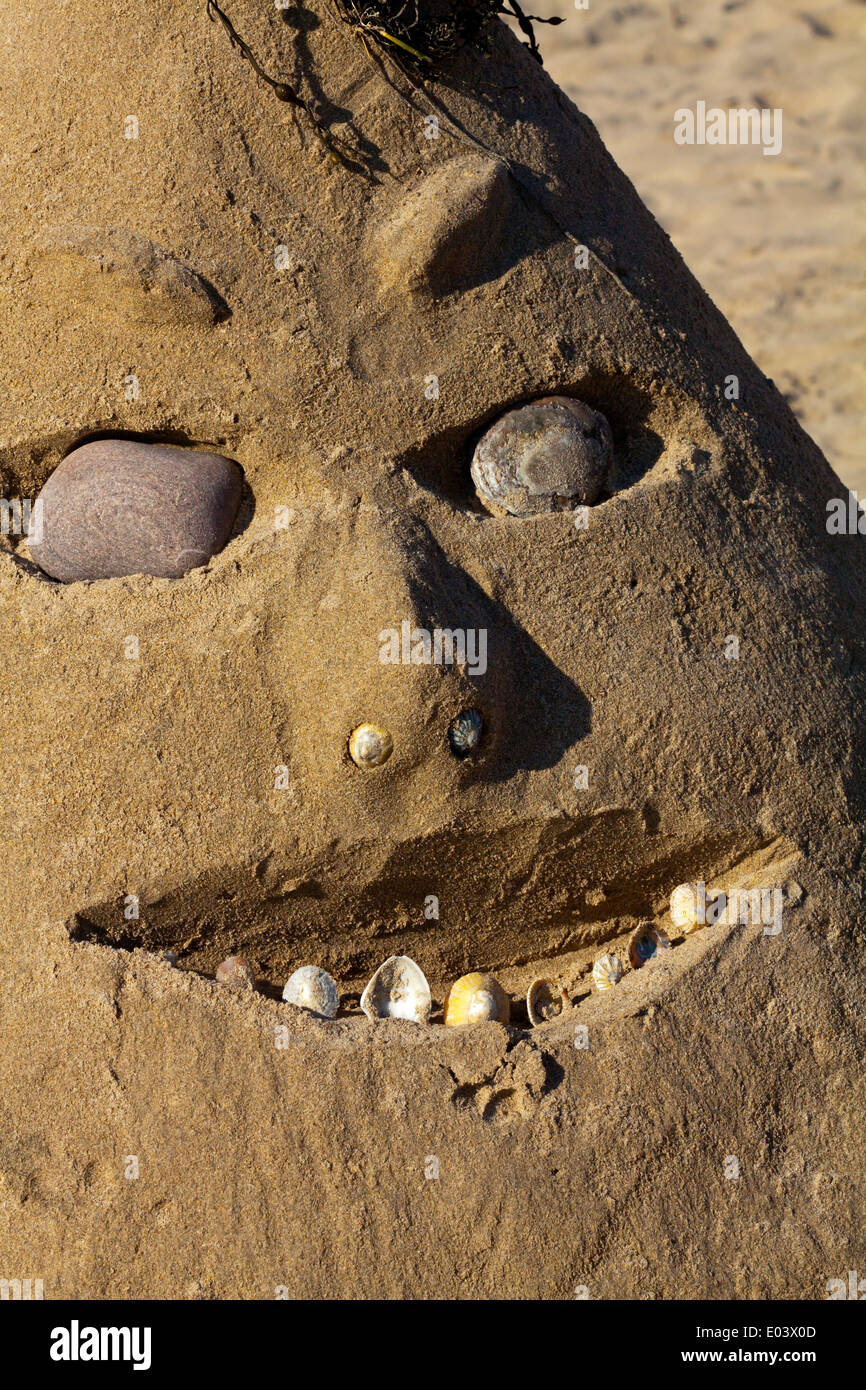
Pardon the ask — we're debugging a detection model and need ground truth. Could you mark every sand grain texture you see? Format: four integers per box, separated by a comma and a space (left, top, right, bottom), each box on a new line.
540, 0, 866, 493
0, 0, 863, 1299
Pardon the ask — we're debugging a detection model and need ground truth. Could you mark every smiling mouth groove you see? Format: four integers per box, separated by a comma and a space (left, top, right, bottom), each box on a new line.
61, 828, 797, 1019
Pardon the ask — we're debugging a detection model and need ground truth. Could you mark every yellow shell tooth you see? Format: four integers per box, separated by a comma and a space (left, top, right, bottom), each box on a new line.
443, 971, 510, 1027
526, 977, 571, 1025
360, 955, 431, 1023
670, 882, 701, 934
592, 953, 623, 992
628, 921, 672, 970
348, 723, 393, 768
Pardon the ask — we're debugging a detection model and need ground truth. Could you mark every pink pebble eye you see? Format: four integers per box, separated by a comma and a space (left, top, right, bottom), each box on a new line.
29, 438, 244, 583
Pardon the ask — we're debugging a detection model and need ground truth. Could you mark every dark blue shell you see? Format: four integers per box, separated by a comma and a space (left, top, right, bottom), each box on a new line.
448, 708, 484, 759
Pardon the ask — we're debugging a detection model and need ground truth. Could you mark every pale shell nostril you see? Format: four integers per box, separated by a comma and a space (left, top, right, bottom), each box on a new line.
670, 882, 702, 934
348, 723, 393, 769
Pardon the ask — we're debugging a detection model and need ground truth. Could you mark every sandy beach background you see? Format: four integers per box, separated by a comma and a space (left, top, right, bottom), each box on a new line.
532, 0, 865, 493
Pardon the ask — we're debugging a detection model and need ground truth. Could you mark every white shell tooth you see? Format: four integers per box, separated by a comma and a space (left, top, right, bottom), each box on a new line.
526, 977, 570, 1025
360, 955, 431, 1023
282, 965, 339, 1018
592, 953, 623, 992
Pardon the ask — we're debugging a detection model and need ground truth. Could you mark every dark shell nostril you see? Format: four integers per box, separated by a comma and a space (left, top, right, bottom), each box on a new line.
448, 708, 484, 759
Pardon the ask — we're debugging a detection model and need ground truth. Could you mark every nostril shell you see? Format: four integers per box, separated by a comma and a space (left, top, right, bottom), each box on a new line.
29, 438, 243, 582
471, 395, 613, 516
348, 723, 393, 769
448, 708, 484, 759
670, 882, 701, 934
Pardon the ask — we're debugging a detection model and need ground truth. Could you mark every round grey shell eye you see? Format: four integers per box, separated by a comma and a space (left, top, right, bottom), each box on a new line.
29, 438, 244, 582
448, 708, 484, 759
470, 395, 613, 516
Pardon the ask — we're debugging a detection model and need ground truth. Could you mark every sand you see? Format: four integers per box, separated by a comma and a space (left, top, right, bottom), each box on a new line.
0, 0, 863, 1300
538, 0, 866, 494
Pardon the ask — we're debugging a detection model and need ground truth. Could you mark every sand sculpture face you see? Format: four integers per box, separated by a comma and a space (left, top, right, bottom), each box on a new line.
1, 0, 864, 1305
0, 0, 862, 1004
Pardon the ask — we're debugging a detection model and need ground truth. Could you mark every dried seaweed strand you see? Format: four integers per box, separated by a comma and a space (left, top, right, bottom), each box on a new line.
205, 0, 359, 162
499, 1, 564, 64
